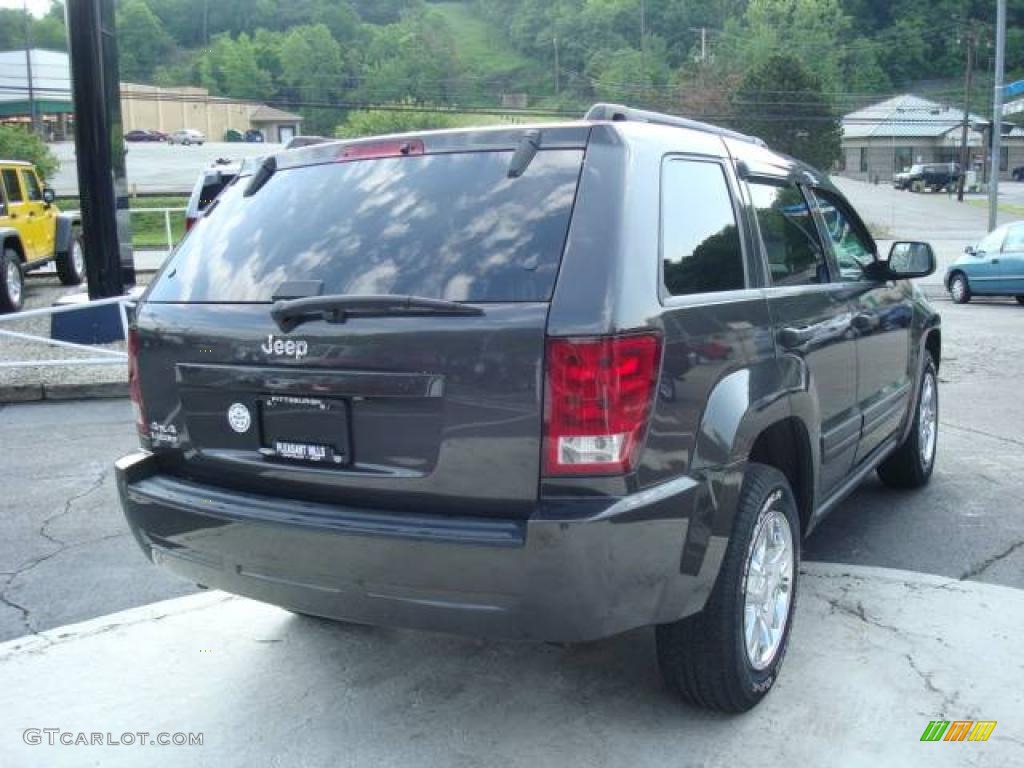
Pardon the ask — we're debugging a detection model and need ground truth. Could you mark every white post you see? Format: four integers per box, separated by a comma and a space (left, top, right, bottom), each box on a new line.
164, 209, 173, 253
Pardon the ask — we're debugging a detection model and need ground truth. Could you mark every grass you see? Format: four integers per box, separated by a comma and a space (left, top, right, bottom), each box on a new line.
55, 195, 189, 249
431, 2, 541, 81
965, 198, 1024, 218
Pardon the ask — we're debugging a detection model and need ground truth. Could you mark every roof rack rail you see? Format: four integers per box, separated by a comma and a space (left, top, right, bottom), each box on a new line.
584, 103, 765, 146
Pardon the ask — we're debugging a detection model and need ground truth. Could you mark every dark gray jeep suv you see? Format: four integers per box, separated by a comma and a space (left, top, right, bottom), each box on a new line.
116, 104, 941, 712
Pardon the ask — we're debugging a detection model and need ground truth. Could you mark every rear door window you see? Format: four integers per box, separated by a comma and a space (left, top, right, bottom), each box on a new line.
20, 170, 42, 201
748, 182, 830, 286
149, 150, 584, 304
660, 158, 745, 296
2, 169, 23, 203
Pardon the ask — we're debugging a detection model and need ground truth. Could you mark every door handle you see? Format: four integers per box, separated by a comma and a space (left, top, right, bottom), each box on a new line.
778, 326, 813, 349
991, 258, 1000, 264
852, 312, 879, 332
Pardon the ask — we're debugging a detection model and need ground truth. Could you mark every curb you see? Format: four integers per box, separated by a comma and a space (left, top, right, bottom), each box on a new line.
0, 381, 127, 403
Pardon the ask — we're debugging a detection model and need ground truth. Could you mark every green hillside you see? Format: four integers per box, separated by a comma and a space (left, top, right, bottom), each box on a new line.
430, 2, 540, 83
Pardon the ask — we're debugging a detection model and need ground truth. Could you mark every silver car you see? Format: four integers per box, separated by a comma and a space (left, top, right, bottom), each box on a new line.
167, 129, 205, 146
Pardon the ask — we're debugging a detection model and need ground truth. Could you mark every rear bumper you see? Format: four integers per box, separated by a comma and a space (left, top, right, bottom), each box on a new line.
116, 451, 723, 642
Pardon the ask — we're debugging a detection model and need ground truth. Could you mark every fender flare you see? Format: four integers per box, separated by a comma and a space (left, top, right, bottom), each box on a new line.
54, 212, 81, 256
691, 361, 820, 474
0, 227, 26, 261
899, 314, 942, 444
679, 362, 819, 583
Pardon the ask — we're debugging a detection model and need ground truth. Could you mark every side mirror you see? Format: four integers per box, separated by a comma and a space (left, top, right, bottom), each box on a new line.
886, 241, 936, 279
42, 187, 55, 205
964, 245, 976, 256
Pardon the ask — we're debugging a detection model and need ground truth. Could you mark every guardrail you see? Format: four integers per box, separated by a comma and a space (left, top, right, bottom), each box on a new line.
129, 207, 186, 253
0, 295, 133, 369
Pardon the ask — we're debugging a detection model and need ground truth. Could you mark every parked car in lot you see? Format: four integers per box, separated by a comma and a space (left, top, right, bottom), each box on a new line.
183, 159, 240, 233
125, 129, 167, 142
116, 104, 941, 712
946, 221, 1024, 304
894, 163, 960, 192
0, 160, 86, 312
167, 129, 205, 146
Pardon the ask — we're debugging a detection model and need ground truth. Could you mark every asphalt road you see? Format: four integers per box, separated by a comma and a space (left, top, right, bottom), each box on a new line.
50, 141, 280, 195
1, 297, 1022, 643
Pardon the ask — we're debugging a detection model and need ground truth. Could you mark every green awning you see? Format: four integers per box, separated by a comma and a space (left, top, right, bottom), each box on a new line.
0, 100, 75, 117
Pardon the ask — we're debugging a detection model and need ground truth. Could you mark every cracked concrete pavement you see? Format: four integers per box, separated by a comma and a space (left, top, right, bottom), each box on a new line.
0, 563, 1020, 767
0, 400, 195, 642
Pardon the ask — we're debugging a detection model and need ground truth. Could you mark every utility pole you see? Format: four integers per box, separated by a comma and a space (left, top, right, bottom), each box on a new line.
956, 24, 979, 202
700, 27, 707, 65
23, 0, 38, 136
988, 0, 1006, 230
639, 0, 646, 87
553, 36, 560, 96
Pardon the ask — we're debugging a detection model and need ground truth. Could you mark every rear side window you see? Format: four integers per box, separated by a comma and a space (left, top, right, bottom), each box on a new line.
149, 150, 583, 303
811, 189, 875, 281
661, 159, 744, 296
20, 170, 42, 201
748, 182, 829, 286
2, 169, 23, 203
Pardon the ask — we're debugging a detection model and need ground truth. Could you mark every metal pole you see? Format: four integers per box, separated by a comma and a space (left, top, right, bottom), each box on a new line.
65, 0, 135, 298
23, 0, 38, 135
989, 0, 1006, 231
957, 30, 975, 202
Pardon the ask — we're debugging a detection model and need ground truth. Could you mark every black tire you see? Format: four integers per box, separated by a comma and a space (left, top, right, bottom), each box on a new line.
0, 247, 24, 313
656, 464, 800, 713
1015, 296, 1024, 305
948, 272, 971, 304
56, 231, 86, 286
877, 357, 938, 489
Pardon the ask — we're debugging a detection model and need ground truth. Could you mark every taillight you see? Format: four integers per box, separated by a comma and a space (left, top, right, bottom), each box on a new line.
184, 216, 196, 232
336, 139, 425, 162
127, 328, 148, 440
543, 333, 662, 476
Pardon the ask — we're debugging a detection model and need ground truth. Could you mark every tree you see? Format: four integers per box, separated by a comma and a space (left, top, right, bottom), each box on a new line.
280, 24, 346, 134
710, 0, 851, 93
0, 126, 59, 181
116, 0, 175, 82
335, 105, 457, 138
730, 54, 841, 170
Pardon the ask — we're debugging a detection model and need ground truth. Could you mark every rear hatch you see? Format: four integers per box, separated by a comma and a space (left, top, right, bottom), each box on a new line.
134, 127, 589, 519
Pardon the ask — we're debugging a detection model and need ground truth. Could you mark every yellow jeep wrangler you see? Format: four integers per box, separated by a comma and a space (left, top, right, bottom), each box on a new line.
0, 160, 86, 313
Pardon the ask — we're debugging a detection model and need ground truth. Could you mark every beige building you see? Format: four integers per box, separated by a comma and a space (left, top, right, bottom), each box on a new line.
0, 49, 302, 143
120, 83, 302, 142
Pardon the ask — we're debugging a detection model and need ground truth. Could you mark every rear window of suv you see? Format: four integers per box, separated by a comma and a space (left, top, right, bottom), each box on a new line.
148, 149, 584, 304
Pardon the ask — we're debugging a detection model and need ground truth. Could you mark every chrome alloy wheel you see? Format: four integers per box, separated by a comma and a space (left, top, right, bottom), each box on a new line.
72, 239, 85, 278
6, 258, 22, 306
743, 497, 795, 671
919, 370, 938, 468
950, 276, 966, 302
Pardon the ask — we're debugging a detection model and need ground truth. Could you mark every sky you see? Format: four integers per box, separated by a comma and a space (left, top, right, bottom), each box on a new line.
0, 0, 53, 18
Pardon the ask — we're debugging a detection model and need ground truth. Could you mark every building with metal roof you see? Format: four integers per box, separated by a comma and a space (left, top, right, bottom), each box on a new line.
840, 94, 1024, 183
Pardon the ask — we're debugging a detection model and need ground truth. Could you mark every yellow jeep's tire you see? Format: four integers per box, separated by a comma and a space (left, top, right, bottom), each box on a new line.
0, 248, 24, 313
56, 231, 86, 286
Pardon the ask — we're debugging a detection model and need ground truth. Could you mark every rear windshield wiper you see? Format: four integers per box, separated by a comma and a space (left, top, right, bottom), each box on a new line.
271, 294, 485, 333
